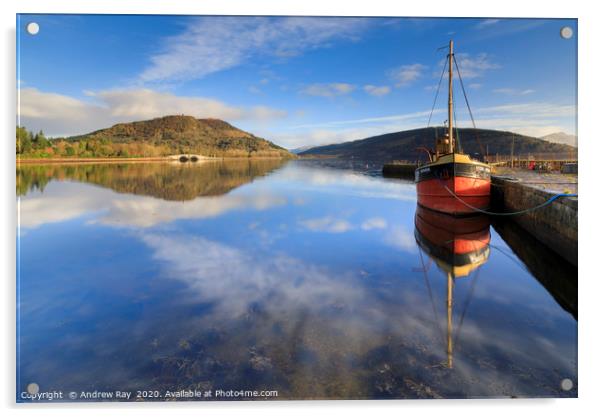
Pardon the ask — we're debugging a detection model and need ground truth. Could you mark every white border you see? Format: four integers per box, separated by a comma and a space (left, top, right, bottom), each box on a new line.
2, 1, 600, 416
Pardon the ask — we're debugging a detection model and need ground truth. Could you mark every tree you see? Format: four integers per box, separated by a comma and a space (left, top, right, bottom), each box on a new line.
32, 130, 50, 149
16, 126, 32, 154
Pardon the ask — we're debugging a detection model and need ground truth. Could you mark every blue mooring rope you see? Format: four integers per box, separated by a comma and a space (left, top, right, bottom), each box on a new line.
441, 183, 577, 216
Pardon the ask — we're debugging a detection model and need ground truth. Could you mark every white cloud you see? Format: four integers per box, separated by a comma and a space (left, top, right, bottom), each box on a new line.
272, 114, 436, 149
290, 109, 437, 129
472, 19, 547, 40
271, 129, 353, 149
18, 191, 105, 229
18, 87, 286, 136
272, 125, 411, 150
388, 63, 427, 87
469, 119, 571, 138
384, 225, 417, 252
19, 89, 93, 122
477, 102, 575, 118
19, 180, 287, 229
469, 83, 482, 89
277, 165, 417, 202
361, 217, 387, 231
100, 193, 286, 228
453, 53, 500, 78
299, 215, 388, 235
475, 19, 500, 29
275, 100, 575, 149
247, 105, 288, 120
141, 232, 364, 319
94, 88, 244, 120
300, 216, 353, 233
492, 88, 536, 96
140, 17, 369, 83
465, 102, 577, 137
301, 83, 356, 97
363, 85, 391, 96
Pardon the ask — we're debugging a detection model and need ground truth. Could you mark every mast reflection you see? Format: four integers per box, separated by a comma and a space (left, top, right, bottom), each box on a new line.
414, 205, 491, 368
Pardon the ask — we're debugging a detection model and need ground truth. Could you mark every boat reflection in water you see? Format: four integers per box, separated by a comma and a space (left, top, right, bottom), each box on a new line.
414, 204, 490, 368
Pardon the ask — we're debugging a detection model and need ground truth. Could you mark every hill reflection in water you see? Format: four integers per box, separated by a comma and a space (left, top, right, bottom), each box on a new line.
17, 159, 287, 201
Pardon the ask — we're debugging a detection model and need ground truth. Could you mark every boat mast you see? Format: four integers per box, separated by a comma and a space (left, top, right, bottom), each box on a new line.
447, 40, 454, 154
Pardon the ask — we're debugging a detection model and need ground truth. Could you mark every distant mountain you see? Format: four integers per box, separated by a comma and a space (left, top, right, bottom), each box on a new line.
67, 115, 293, 158
539, 132, 578, 147
289, 145, 318, 154
299, 127, 577, 161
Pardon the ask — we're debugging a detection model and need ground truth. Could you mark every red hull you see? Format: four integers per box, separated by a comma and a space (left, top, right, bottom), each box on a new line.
414, 205, 491, 277
416, 176, 490, 215
414, 205, 490, 255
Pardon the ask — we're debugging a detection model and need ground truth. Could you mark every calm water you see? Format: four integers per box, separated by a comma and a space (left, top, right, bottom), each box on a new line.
16, 159, 577, 400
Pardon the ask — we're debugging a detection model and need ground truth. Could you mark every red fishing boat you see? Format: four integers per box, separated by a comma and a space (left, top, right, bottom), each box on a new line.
415, 40, 491, 215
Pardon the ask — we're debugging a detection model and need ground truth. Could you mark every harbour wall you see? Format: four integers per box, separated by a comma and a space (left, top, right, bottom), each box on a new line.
382, 163, 417, 179
491, 176, 577, 266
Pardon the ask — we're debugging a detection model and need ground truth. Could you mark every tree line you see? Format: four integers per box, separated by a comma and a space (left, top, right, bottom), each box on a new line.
16, 126, 170, 158
16, 126, 51, 154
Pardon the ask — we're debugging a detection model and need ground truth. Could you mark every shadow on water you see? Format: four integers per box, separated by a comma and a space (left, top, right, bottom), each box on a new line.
16, 159, 288, 201
492, 218, 578, 320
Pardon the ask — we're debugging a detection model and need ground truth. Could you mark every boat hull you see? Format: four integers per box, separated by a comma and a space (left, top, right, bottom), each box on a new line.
414, 205, 490, 256
414, 205, 491, 277
415, 158, 490, 215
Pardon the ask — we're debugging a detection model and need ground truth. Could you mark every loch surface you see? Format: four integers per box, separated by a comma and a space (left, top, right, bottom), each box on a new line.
16, 159, 577, 400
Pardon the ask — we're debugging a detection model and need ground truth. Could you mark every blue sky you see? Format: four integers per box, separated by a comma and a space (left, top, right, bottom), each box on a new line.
17, 15, 577, 148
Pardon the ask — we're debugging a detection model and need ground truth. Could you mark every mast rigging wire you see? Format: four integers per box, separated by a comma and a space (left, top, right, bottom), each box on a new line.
453, 55, 486, 158
427, 59, 448, 128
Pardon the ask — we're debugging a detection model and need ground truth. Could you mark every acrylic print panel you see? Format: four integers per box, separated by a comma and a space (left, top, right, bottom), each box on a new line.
16, 14, 577, 402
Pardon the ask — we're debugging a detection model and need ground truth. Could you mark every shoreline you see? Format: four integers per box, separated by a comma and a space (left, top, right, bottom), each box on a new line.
16, 156, 293, 164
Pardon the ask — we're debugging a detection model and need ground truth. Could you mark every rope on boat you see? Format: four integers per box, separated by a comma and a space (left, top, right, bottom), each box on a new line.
453, 55, 486, 159
427, 60, 448, 128
441, 182, 577, 216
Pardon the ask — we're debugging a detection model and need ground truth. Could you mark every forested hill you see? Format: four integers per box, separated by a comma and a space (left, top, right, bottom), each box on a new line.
16, 115, 293, 158
299, 127, 577, 161
68, 115, 292, 158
